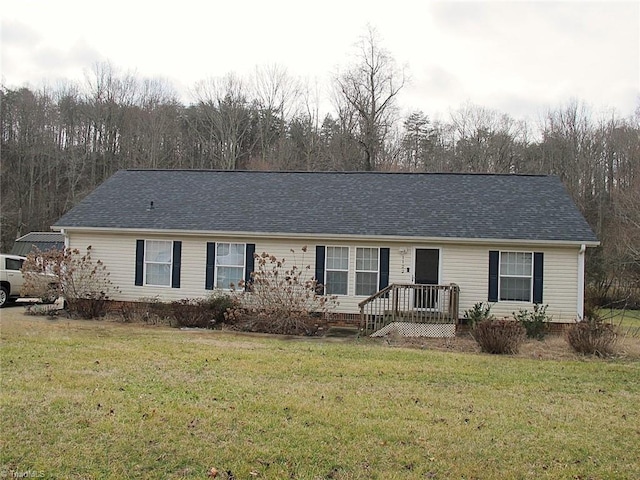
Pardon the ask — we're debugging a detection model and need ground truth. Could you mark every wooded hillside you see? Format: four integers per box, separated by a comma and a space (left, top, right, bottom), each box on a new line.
1, 56, 638, 292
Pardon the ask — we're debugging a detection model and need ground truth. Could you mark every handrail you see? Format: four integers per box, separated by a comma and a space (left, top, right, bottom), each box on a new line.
359, 283, 460, 335
357, 284, 394, 309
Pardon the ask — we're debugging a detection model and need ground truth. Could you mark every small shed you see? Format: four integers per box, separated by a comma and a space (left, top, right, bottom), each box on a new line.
10, 232, 65, 256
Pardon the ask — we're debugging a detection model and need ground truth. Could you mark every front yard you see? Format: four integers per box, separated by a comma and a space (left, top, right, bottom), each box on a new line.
1, 307, 639, 479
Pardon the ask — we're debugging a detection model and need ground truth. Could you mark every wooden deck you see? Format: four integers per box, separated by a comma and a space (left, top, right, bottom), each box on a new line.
359, 283, 460, 335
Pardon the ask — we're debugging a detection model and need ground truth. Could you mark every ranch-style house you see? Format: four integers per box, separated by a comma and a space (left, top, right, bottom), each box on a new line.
52, 170, 599, 334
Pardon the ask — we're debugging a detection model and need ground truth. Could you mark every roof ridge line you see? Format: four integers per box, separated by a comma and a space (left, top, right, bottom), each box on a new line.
121, 169, 551, 177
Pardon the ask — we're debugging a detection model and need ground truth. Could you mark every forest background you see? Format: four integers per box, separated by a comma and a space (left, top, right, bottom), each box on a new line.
1, 32, 638, 302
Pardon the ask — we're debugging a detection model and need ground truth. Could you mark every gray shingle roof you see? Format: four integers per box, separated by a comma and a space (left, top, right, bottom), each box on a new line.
53, 170, 598, 243
11, 232, 65, 256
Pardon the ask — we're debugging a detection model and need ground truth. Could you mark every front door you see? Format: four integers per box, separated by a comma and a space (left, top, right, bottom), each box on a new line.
414, 248, 439, 309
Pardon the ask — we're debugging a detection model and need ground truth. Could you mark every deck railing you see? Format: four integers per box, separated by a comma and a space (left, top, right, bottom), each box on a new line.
358, 283, 460, 335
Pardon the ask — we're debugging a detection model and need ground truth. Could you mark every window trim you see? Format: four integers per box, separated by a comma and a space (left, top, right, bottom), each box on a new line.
498, 251, 533, 302
214, 242, 247, 291
355, 247, 380, 297
324, 245, 350, 296
143, 239, 173, 287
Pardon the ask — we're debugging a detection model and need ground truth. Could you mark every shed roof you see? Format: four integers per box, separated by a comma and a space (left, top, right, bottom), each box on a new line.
53, 170, 598, 244
11, 232, 65, 256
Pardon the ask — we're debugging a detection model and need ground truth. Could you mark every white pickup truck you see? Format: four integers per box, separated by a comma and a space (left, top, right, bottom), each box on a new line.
0, 253, 27, 307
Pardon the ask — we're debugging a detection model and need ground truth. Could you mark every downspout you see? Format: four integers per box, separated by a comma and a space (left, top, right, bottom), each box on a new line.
577, 244, 586, 320
61, 228, 69, 249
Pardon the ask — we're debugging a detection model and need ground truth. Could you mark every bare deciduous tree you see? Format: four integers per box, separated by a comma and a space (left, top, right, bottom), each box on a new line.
333, 26, 406, 170
253, 64, 303, 166
190, 74, 257, 170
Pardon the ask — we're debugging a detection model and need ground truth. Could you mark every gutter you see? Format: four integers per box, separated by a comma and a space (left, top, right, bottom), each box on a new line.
59, 228, 69, 249
51, 226, 600, 248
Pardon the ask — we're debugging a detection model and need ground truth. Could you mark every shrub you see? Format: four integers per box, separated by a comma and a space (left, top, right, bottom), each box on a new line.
168, 299, 211, 328
463, 302, 495, 327
226, 309, 325, 336
204, 292, 240, 325
513, 304, 550, 340
22, 246, 119, 319
233, 247, 337, 336
586, 278, 640, 310
20, 247, 61, 303
167, 293, 239, 329
119, 297, 168, 324
472, 319, 526, 354
566, 316, 618, 356
67, 297, 108, 319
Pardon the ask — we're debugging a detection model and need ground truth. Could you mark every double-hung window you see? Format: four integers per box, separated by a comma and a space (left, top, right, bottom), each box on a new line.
355, 247, 379, 296
499, 252, 533, 302
325, 246, 349, 295
216, 243, 246, 290
144, 240, 173, 286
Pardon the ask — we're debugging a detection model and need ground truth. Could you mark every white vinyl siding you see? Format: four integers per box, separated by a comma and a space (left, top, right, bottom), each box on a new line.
499, 251, 533, 302
442, 245, 579, 322
325, 246, 349, 295
216, 243, 245, 290
144, 240, 172, 287
63, 231, 584, 321
355, 247, 379, 296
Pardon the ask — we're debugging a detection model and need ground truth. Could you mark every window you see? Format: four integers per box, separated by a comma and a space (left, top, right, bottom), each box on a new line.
499, 252, 532, 302
315, 245, 389, 297
135, 240, 181, 288
325, 246, 349, 295
355, 247, 379, 296
216, 243, 245, 290
144, 240, 172, 286
5, 257, 24, 271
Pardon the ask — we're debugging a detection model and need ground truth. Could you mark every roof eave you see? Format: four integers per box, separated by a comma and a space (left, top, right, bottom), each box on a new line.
52, 225, 600, 248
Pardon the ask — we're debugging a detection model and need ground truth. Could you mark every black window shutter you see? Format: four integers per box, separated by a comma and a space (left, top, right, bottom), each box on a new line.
171, 241, 182, 289
488, 250, 499, 302
379, 248, 390, 290
315, 246, 326, 295
245, 243, 256, 290
205, 242, 216, 290
533, 252, 544, 303
135, 240, 144, 286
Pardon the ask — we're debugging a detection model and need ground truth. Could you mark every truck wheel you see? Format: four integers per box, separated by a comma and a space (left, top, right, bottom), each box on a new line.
0, 286, 8, 308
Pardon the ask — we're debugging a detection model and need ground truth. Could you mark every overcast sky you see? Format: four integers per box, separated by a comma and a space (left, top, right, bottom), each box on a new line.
2, 0, 638, 122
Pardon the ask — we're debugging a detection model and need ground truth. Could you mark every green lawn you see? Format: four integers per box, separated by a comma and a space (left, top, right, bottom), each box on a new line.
1, 313, 639, 479
598, 308, 640, 329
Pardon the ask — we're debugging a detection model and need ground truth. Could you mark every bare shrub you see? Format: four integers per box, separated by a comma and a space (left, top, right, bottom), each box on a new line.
167, 299, 211, 328
586, 279, 640, 310
168, 293, 240, 329
226, 308, 326, 336
472, 319, 526, 354
119, 297, 168, 324
232, 247, 337, 335
22, 246, 119, 319
566, 317, 618, 356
